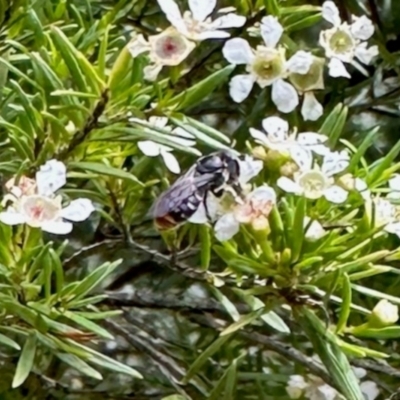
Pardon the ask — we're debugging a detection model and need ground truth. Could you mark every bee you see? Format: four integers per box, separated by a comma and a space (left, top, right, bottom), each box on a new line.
151, 150, 242, 230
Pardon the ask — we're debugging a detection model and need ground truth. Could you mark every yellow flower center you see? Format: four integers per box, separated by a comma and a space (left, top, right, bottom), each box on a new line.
329, 29, 354, 55
298, 170, 329, 199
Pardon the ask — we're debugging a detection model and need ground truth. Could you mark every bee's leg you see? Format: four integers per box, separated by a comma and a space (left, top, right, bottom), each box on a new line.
203, 191, 212, 222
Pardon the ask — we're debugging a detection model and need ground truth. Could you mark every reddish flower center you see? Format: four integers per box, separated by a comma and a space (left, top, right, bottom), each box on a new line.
163, 38, 178, 55
30, 204, 44, 220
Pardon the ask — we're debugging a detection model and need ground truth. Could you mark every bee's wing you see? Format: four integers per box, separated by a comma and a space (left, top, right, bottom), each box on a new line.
150, 172, 215, 218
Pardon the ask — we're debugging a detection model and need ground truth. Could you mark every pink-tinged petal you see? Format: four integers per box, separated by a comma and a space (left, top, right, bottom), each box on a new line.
248, 185, 277, 204
0, 209, 27, 225
277, 177, 301, 194
260, 15, 283, 47
160, 150, 181, 174
222, 38, 254, 65
301, 92, 323, 121
261, 116, 289, 141
188, 0, 216, 22
324, 185, 348, 203
214, 213, 239, 241
60, 199, 95, 222
36, 159, 67, 196
210, 13, 246, 29
229, 74, 254, 103
41, 220, 73, 235
286, 51, 313, 74
271, 80, 299, 113
322, 1, 341, 26
328, 58, 351, 78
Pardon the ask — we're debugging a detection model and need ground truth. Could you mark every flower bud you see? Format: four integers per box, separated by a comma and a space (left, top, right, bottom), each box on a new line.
280, 161, 299, 177
252, 145, 268, 161
369, 299, 399, 327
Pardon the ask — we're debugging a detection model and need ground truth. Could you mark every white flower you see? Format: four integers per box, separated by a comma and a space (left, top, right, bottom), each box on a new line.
304, 217, 326, 241
319, 1, 378, 78
131, 116, 197, 174
127, 27, 196, 81
388, 174, 400, 199
214, 185, 277, 241
0, 160, 94, 235
373, 197, 400, 237
222, 17, 301, 113
371, 299, 399, 326
286, 375, 308, 399
157, 0, 246, 41
277, 149, 350, 203
250, 116, 330, 156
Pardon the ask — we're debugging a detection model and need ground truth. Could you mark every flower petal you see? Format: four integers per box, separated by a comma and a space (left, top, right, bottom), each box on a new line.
60, 199, 95, 222
324, 185, 348, 203
304, 218, 326, 241
238, 156, 263, 185
355, 43, 378, 65
229, 74, 254, 103
41, 220, 73, 235
286, 51, 313, 74
222, 38, 254, 65
290, 146, 313, 171
271, 80, 299, 113
322, 150, 350, 176
197, 30, 230, 40
351, 15, 374, 40
389, 174, 400, 192
143, 63, 163, 81
277, 177, 302, 194
148, 116, 169, 129
189, 0, 216, 22
296, 131, 328, 146
0, 209, 27, 225
188, 201, 208, 224
260, 15, 283, 48
214, 213, 240, 241
301, 91, 323, 121
328, 58, 351, 78
160, 150, 181, 174
36, 159, 67, 196
172, 126, 195, 139
210, 13, 246, 29
248, 185, 277, 204
261, 116, 289, 141
157, 0, 187, 33
322, 1, 341, 26
249, 128, 269, 146
127, 34, 150, 58
360, 381, 379, 400
137, 140, 161, 156
385, 221, 400, 237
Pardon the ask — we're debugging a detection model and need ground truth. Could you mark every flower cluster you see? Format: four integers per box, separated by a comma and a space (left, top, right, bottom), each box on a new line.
128, 0, 245, 81
286, 365, 379, 400
320, 1, 378, 79
0, 160, 94, 235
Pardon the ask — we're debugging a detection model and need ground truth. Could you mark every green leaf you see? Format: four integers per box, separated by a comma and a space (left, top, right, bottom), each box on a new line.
66, 340, 143, 379
0, 332, 21, 350
63, 311, 114, 339
182, 334, 234, 384
319, 103, 348, 147
199, 225, 211, 270
368, 139, 400, 184
291, 196, 306, 262
56, 353, 103, 380
162, 396, 187, 400
169, 65, 235, 110
336, 273, 352, 334
297, 308, 364, 400
12, 333, 37, 388
351, 284, 400, 305
351, 326, 400, 340
220, 308, 265, 336
70, 162, 143, 185
185, 117, 230, 144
